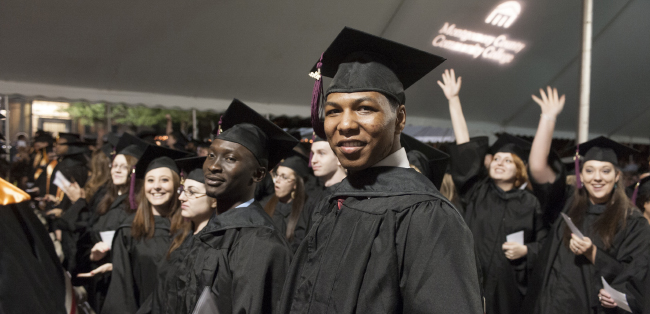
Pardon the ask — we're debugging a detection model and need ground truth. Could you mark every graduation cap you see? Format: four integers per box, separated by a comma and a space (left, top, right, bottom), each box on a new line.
137, 130, 159, 144
400, 133, 450, 190
115, 133, 149, 159
278, 153, 310, 179
489, 133, 532, 161
0, 112, 4, 119
309, 27, 446, 138
574, 136, 638, 188
56, 132, 92, 156
126, 145, 190, 209
212, 99, 299, 169
176, 156, 207, 184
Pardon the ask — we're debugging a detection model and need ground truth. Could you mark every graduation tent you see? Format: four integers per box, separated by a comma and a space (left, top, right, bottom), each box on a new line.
0, 0, 648, 143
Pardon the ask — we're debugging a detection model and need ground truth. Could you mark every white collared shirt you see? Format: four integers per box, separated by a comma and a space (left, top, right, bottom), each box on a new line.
236, 198, 255, 208
371, 147, 410, 169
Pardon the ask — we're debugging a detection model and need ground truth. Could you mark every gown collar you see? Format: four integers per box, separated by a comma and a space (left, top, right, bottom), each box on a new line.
370, 147, 410, 169
201, 201, 276, 235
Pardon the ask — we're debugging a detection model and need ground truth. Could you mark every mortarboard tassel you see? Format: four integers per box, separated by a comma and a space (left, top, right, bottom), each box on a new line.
310, 54, 326, 139
574, 146, 582, 189
631, 181, 640, 205
308, 132, 315, 168
129, 166, 137, 210
216, 115, 223, 136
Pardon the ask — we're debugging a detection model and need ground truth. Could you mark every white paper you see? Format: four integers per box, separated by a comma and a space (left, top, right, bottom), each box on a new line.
506, 230, 525, 245
99, 231, 116, 250
601, 277, 632, 313
560, 213, 585, 239
53, 171, 72, 193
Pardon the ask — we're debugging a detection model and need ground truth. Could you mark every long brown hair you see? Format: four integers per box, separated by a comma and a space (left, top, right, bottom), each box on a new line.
85, 150, 111, 202
97, 154, 139, 216
264, 175, 305, 241
512, 154, 532, 190
563, 169, 629, 250
131, 170, 185, 241
167, 196, 215, 258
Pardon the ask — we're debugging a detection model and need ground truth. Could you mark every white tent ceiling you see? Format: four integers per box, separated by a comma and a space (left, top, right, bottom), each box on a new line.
0, 0, 648, 142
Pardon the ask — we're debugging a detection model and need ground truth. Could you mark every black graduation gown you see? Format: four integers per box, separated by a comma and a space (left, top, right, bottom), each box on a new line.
78, 192, 132, 311
292, 183, 339, 251
101, 215, 172, 314
137, 202, 292, 314
448, 139, 545, 314
278, 166, 483, 314
524, 203, 650, 314
0, 200, 67, 314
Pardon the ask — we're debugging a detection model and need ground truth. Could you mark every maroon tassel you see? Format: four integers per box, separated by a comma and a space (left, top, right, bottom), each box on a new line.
129, 166, 137, 210
216, 115, 223, 136
631, 181, 640, 205
310, 54, 326, 139
308, 132, 315, 168
574, 146, 582, 189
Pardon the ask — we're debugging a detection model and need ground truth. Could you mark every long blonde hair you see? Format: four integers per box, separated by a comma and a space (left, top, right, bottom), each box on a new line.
85, 150, 111, 202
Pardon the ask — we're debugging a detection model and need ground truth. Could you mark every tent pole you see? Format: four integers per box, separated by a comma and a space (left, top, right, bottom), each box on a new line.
4, 95, 9, 162
192, 109, 197, 139
577, 0, 593, 144
106, 103, 112, 134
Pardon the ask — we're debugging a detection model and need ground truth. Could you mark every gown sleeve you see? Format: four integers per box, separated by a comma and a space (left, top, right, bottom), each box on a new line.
526, 198, 548, 269
227, 229, 292, 314
101, 228, 138, 314
396, 199, 484, 313
528, 150, 568, 226
447, 138, 489, 198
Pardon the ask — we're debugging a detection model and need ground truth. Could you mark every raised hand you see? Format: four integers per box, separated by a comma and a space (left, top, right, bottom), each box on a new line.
532, 86, 565, 118
437, 69, 462, 100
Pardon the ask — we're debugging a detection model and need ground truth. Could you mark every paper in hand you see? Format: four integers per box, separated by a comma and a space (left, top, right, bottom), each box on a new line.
561, 213, 585, 239
506, 230, 525, 245
601, 277, 632, 313
53, 171, 72, 193
192, 286, 220, 314
99, 231, 116, 250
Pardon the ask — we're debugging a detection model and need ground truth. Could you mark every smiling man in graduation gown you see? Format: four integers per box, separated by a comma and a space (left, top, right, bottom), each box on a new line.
278, 27, 482, 314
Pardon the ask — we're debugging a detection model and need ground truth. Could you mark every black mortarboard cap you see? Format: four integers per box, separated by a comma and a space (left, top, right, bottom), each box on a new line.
34, 131, 54, 144
0, 113, 4, 119
137, 130, 159, 144
115, 133, 149, 159
279, 153, 310, 179
175, 156, 207, 184
214, 99, 299, 169
489, 133, 532, 161
313, 27, 446, 104
400, 133, 450, 190
578, 136, 638, 167
57, 132, 83, 143
57, 132, 92, 156
309, 27, 445, 138
135, 145, 190, 179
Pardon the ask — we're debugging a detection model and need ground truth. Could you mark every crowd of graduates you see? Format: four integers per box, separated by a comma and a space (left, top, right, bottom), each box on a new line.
1, 27, 649, 314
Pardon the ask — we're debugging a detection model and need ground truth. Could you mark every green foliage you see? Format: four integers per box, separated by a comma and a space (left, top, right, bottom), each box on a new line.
62, 102, 106, 126
61, 102, 220, 130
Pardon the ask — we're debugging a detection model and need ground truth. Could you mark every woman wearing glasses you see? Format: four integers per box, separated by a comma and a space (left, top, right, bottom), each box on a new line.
102, 146, 188, 314
136, 156, 217, 314
264, 154, 310, 252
